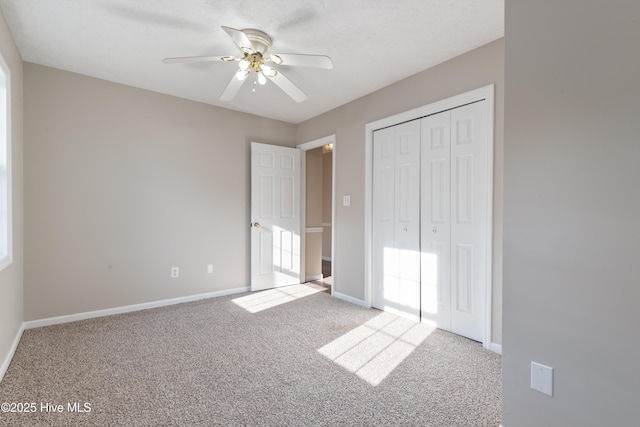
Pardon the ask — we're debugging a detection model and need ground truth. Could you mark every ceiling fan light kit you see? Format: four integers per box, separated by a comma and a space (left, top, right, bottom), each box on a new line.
163, 26, 333, 103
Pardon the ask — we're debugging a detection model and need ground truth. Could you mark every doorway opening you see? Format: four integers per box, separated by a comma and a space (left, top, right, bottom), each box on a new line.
298, 135, 336, 295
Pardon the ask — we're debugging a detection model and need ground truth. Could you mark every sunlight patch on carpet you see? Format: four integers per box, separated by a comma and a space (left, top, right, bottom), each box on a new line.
232, 283, 325, 313
318, 312, 434, 386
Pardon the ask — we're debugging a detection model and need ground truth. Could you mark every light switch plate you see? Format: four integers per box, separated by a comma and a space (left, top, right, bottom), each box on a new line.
531, 361, 553, 396
343, 195, 351, 206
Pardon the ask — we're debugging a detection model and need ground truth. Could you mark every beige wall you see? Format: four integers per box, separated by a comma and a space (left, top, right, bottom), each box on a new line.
304, 232, 322, 279
296, 39, 504, 344
305, 147, 323, 226
503, 3, 640, 425
0, 8, 24, 377
24, 63, 296, 320
322, 151, 332, 260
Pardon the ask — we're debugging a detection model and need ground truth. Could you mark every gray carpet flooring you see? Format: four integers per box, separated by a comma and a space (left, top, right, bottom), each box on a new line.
0, 284, 501, 426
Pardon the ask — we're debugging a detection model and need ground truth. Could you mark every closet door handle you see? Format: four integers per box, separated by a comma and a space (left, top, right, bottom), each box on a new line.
432, 227, 437, 234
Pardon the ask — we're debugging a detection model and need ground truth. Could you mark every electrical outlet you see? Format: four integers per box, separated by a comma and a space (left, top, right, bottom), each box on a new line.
171, 267, 179, 279
531, 361, 553, 396
207, 264, 213, 274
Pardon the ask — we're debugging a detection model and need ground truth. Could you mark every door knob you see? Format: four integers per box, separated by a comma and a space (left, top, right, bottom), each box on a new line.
432, 227, 437, 234
252, 222, 260, 228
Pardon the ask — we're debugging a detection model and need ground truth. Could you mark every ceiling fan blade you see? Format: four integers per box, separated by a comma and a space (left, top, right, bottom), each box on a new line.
162, 55, 234, 64
270, 72, 307, 102
270, 53, 333, 69
220, 74, 246, 102
222, 26, 255, 53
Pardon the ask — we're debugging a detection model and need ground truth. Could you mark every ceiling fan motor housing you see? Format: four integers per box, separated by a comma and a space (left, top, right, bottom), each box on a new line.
242, 29, 273, 56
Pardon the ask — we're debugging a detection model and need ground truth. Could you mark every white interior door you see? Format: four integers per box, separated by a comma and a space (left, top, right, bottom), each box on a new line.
251, 142, 301, 291
372, 120, 421, 321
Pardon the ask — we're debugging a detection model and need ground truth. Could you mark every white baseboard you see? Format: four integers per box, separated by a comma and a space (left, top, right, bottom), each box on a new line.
333, 292, 367, 308
24, 286, 250, 330
305, 274, 323, 282
0, 323, 25, 383
321, 256, 332, 262
491, 342, 502, 355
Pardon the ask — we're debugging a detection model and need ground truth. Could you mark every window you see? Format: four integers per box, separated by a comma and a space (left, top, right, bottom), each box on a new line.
0, 54, 11, 270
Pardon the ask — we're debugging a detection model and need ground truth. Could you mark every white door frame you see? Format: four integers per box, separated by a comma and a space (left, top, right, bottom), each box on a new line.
364, 85, 495, 350
297, 134, 336, 296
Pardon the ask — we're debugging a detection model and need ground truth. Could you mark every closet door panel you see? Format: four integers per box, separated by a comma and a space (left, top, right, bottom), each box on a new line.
420, 111, 452, 329
394, 122, 421, 320
372, 121, 421, 321
450, 101, 487, 342
373, 127, 396, 312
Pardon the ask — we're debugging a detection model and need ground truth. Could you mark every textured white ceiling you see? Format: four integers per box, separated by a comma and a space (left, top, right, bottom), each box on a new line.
0, 0, 504, 124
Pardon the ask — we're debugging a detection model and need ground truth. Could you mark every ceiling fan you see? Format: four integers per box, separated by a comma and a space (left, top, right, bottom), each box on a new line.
163, 26, 333, 103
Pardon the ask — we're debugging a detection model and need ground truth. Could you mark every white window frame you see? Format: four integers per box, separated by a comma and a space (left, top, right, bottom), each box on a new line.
0, 53, 12, 271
